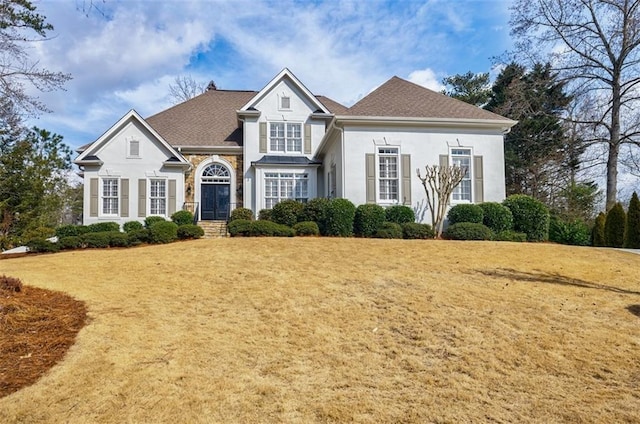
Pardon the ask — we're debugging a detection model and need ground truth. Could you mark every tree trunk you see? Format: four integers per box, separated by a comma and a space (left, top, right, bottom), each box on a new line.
606, 76, 622, 210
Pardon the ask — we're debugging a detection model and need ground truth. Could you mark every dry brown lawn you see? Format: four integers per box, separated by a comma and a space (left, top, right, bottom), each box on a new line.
0, 238, 639, 423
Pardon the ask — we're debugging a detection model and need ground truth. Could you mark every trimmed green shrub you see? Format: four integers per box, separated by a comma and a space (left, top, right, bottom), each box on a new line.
81, 232, 111, 248
374, 222, 403, 239
502, 194, 550, 241
444, 222, 493, 240
144, 216, 166, 229
229, 207, 253, 222
177, 224, 205, 239
385, 205, 415, 224
108, 231, 130, 247
76, 225, 90, 235
479, 202, 513, 232
299, 198, 330, 234
591, 212, 606, 247
246, 220, 294, 237
401, 222, 434, 239
625, 192, 640, 248
293, 221, 320, 236
149, 221, 178, 244
59, 236, 82, 250
55, 224, 81, 238
354, 204, 386, 237
493, 230, 527, 242
258, 209, 273, 221
228, 219, 252, 237
549, 216, 591, 246
324, 198, 356, 237
123, 221, 144, 233
127, 229, 150, 246
87, 222, 120, 233
171, 210, 194, 226
447, 204, 484, 225
26, 238, 60, 253
271, 200, 305, 227
604, 202, 626, 248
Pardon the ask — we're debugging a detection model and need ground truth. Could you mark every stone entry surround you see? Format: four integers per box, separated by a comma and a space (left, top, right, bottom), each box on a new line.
183, 154, 243, 209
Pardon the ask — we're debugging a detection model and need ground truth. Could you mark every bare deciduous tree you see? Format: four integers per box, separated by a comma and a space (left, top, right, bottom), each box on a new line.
0, 0, 71, 116
417, 164, 466, 238
167, 75, 208, 104
510, 0, 640, 209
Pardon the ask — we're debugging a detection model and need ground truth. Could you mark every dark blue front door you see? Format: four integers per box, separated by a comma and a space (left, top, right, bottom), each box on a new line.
201, 184, 230, 220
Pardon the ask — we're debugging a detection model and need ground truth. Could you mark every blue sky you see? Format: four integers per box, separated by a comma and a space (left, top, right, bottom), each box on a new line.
26, 0, 514, 151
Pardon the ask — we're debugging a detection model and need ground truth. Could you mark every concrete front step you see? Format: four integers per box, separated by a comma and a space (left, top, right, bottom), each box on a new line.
197, 220, 228, 238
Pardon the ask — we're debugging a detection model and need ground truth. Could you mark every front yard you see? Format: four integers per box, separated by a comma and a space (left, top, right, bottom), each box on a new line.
1, 238, 639, 423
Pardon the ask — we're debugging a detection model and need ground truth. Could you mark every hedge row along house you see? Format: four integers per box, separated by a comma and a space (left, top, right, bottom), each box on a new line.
75, 69, 517, 228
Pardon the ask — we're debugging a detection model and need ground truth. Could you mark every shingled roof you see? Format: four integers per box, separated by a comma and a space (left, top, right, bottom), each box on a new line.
145, 90, 348, 147
343, 76, 511, 122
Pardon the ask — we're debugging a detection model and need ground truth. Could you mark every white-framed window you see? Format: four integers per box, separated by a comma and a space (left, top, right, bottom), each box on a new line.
150, 179, 166, 215
102, 178, 119, 215
280, 95, 291, 110
269, 122, 302, 153
128, 139, 140, 158
264, 172, 308, 209
378, 147, 399, 202
451, 148, 472, 202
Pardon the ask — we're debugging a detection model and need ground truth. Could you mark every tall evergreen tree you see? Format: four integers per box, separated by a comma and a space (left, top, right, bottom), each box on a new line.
604, 202, 626, 248
625, 192, 640, 249
485, 63, 574, 204
442, 71, 492, 107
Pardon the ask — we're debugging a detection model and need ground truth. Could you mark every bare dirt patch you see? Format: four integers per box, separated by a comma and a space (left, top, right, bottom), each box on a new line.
0, 277, 87, 397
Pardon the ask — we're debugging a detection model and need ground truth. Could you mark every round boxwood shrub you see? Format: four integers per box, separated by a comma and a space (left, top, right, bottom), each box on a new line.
258, 209, 273, 221
591, 212, 606, 247
479, 202, 513, 232
58, 236, 82, 250
549, 216, 591, 246
271, 200, 305, 227
127, 229, 150, 246
228, 219, 252, 237
385, 205, 415, 224
604, 202, 626, 247
149, 221, 178, 244
447, 204, 484, 225
324, 198, 356, 237
502, 194, 550, 241
293, 221, 319, 236
144, 216, 166, 229
229, 207, 253, 222
354, 204, 386, 237
444, 222, 493, 240
87, 222, 120, 233
375, 222, 403, 239
401, 222, 434, 239
299, 197, 330, 234
26, 238, 60, 253
171, 210, 194, 226
81, 232, 111, 248
108, 231, 130, 247
247, 220, 294, 237
493, 230, 527, 242
177, 224, 205, 239
55, 224, 80, 238
123, 221, 144, 233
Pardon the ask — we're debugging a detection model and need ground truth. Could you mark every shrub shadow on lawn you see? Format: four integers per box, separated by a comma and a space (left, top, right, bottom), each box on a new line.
626, 305, 640, 317
477, 268, 640, 296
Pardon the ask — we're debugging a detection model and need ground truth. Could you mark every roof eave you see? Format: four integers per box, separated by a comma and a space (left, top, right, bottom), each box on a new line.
73, 159, 104, 166
336, 115, 518, 130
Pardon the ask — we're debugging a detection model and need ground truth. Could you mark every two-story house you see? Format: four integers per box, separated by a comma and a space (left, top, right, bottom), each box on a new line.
74, 68, 516, 227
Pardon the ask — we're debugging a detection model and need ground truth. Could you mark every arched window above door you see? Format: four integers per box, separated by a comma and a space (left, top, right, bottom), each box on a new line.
201, 163, 230, 184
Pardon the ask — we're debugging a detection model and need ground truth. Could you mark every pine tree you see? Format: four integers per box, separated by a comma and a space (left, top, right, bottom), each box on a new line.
625, 192, 640, 249
604, 203, 626, 248
591, 212, 606, 247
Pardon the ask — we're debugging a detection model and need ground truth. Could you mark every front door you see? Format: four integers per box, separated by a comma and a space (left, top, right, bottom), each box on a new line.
200, 184, 230, 220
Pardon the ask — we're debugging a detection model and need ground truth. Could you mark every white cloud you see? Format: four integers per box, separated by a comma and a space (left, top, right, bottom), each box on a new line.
407, 68, 445, 92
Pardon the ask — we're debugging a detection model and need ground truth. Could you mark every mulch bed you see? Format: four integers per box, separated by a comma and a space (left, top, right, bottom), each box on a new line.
0, 278, 87, 398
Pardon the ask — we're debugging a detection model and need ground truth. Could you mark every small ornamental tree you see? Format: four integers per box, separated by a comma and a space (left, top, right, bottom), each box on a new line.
417, 164, 466, 237
604, 202, 626, 248
591, 212, 606, 247
625, 192, 640, 249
